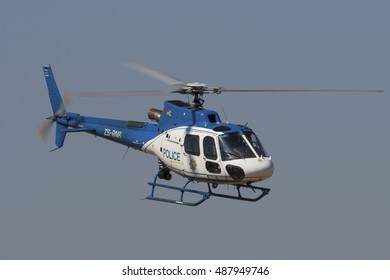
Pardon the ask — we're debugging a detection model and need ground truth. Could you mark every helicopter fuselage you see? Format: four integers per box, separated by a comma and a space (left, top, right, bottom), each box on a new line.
60, 100, 274, 185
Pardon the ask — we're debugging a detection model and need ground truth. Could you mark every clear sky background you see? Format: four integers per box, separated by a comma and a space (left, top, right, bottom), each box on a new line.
1, 0, 389, 259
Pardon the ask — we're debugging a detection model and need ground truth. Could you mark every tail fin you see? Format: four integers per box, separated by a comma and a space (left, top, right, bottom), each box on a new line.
42, 65, 67, 151
43, 65, 66, 115
49, 123, 67, 152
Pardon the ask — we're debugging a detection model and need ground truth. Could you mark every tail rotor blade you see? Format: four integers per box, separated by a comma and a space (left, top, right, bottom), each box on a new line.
38, 120, 54, 143
53, 92, 74, 116
63, 91, 74, 107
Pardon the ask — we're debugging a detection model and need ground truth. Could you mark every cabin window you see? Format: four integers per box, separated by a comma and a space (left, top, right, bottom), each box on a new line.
205, 161, 221, 174
208, 114, 216, 123
203, 136, 218, 160
184, 134, 200, 156
208, 114, 221, 123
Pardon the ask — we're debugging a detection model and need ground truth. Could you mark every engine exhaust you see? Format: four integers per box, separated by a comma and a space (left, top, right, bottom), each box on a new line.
148, 108, 162, 122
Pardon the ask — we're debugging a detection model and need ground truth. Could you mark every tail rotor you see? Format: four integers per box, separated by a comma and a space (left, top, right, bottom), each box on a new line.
38, 92, 73, 143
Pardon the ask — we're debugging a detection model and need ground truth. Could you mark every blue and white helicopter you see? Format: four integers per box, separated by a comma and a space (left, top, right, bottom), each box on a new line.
39, 64, 383, 206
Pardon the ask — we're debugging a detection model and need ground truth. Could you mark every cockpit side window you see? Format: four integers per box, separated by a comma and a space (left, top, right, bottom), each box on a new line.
203, 136, 217, 160
184, 134, 200, 156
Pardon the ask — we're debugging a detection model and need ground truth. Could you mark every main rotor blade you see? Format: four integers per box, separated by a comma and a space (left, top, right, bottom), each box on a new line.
220, 88, 384, 93
126, 63, 185, 86
71, 90, 174, 97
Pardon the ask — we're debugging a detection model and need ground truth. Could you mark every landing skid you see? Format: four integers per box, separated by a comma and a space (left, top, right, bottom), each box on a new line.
207, 183, 270, 202
147, 180, 210, 206
146, 171, 270, 206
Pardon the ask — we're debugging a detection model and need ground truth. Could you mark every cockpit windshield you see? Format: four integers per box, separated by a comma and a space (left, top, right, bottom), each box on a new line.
218, 131, 268, 161
219, 132, 255, 161
243, 131, 269, 158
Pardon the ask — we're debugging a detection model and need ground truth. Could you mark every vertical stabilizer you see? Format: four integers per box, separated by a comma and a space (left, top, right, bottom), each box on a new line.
43, 65, 65, 115
42, 65, 68, 151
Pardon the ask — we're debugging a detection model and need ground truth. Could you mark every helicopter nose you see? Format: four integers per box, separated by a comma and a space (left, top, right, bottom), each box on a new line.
250, 158, 274, 180
264, 159, 274, 178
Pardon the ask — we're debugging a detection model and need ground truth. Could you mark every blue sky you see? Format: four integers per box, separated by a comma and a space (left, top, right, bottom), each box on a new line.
1, 0, 389, 259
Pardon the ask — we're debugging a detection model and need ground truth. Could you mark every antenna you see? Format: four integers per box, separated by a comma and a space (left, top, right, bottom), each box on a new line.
122, 146, 130, 161
221, 106, 229, 123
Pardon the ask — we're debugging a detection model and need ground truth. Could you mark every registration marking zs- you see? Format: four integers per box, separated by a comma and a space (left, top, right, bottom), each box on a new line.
104, 128, 122, 138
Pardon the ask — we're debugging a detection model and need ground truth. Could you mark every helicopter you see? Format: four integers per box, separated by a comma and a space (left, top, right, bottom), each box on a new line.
39, 64, 383, 206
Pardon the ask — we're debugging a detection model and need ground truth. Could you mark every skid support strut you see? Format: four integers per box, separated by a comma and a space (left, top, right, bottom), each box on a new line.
147, 172, 210, 206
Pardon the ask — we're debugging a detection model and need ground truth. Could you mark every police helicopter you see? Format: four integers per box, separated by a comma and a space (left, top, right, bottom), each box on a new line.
39, 64, 383, 206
